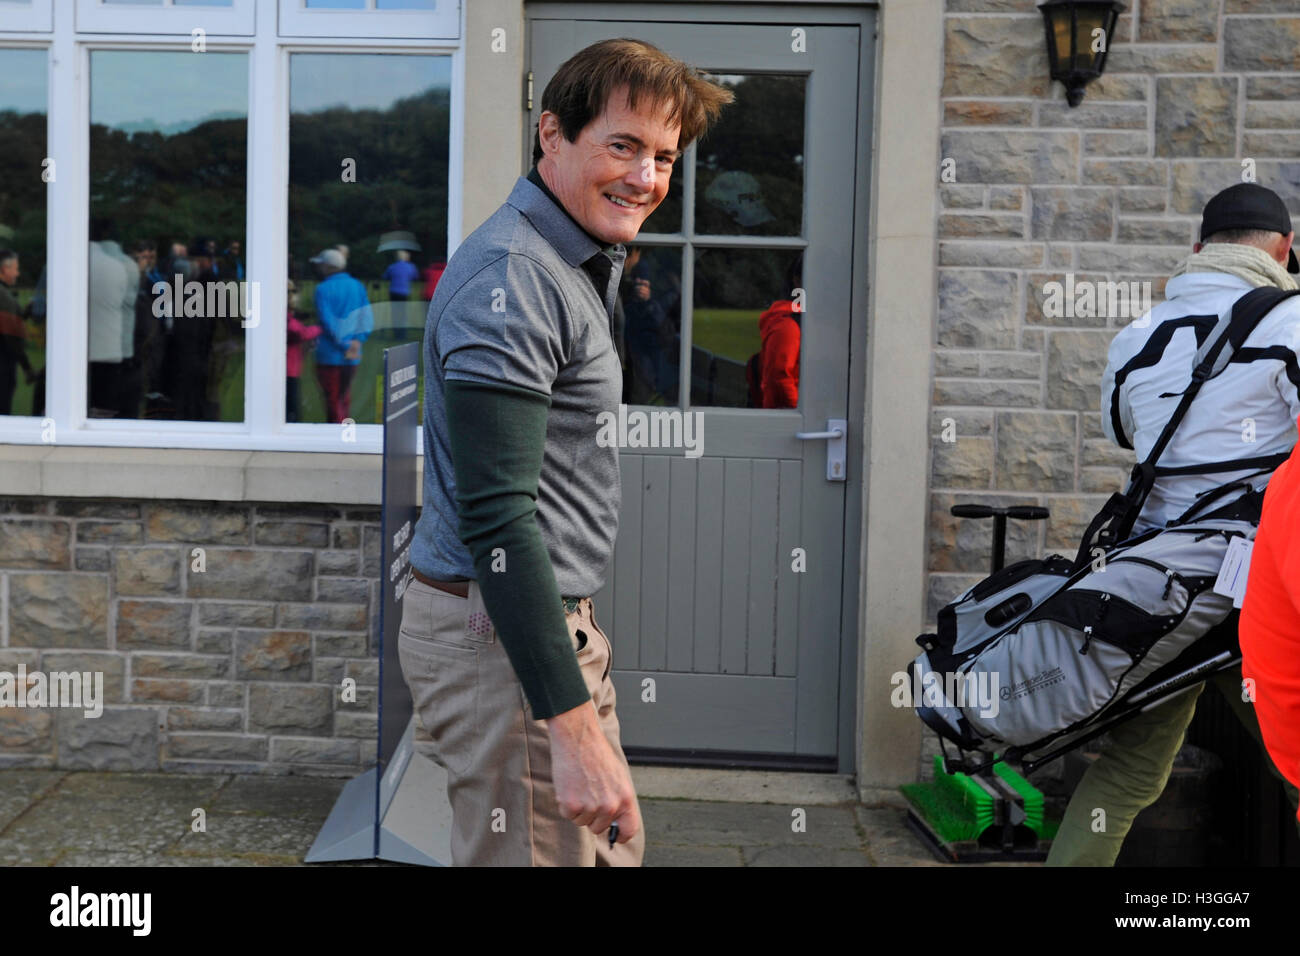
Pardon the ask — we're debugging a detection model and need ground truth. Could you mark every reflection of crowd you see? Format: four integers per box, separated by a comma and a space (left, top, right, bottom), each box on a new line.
87, 220, 247, 421
0, 248, 37, 415
619, 246, 681, 405
614, 246, 803, 409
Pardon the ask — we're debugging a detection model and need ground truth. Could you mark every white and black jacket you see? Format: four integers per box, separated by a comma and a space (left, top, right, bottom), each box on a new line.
1101, 271, 1300, 532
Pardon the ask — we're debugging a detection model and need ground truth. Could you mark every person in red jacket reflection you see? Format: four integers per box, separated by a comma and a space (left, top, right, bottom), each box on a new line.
422, 259, 446, 301
748, 253, 802, 409
1240, 425, 1300, 823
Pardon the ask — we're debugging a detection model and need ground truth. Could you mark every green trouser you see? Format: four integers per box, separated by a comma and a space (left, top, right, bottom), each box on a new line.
1046, 665, 1300, 866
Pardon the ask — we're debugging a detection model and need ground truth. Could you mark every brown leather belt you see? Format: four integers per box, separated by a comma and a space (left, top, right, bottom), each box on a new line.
411, 567, 469, 598
411, 567, 587, 613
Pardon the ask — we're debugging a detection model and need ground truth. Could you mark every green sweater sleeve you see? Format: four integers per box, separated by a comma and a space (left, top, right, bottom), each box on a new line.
443, 377, 591, 720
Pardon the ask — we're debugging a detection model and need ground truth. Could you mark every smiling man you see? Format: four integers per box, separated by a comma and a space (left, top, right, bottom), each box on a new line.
402, 38, 732, 866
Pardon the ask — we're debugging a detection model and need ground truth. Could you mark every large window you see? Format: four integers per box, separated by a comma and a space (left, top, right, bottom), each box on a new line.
0, 1, 456, 450
75, 0, 256, 35
279, 0, 458, 39
0, 0, 53, 32
286, 52, 449, 426
87, 49, 248, 422
0, 47, 47, 418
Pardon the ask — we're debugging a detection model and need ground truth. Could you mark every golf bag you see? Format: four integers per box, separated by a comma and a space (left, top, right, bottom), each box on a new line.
911, 286, 1300, 767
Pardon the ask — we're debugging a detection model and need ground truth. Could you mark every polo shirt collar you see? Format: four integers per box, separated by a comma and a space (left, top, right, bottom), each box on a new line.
508, 173, 626, 270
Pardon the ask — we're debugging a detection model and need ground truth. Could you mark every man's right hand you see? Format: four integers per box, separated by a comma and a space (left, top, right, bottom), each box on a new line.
545, 701, 640, 845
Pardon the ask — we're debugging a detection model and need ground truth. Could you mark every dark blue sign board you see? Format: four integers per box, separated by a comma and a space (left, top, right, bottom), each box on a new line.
307, 343, 439, 865
376, 342, 421, 846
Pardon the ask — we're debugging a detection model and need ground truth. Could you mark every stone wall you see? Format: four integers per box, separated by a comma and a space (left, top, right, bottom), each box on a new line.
0, 498, 382, 774
929, 0, 1300, 621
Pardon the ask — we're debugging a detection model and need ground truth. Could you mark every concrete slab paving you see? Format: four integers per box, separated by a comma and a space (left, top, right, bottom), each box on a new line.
742, 845, 873, 866
0, 768, 978, 867
644, 845, 745, 867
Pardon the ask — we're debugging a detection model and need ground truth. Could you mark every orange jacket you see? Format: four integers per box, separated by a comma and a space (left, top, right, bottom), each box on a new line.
1239, 435, 1300, 821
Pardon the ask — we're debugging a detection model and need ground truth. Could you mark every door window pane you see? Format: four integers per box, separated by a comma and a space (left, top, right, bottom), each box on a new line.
619, 245, 681, 405
694, 74, 805, 237
88, 50, 248, 422
691, 247, 803, 409
0, 48, 47, 417
288, 53, 450, 425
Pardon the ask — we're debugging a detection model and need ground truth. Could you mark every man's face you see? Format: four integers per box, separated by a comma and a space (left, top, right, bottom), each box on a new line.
230, 242, 241, 257
539, 86, 681, 246
0, 257, 18, 285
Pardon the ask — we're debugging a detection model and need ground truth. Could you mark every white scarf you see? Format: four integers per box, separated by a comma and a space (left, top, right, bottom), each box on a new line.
1170, 241, 1298, 291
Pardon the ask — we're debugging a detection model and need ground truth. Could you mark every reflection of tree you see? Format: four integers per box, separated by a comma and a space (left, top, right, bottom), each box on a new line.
0, 111, 50, 282
694, 74, 804, 236
289, 88, 450, 283
89, 116, 248, 248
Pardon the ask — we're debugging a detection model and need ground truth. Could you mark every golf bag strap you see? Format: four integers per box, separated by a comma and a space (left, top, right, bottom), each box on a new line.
1074, 286, 1300, 568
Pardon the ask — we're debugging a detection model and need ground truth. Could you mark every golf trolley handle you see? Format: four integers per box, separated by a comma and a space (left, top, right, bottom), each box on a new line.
949, 504, 1051, 574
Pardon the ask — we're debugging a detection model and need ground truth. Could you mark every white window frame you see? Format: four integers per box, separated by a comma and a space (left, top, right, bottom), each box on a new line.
278, 0, 459, 40
0, 0, 52, 33
0, 0, 464, 454
75, 0, 257, 36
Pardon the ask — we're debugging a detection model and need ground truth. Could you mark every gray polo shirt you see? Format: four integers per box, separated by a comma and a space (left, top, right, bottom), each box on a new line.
410, 174, 626, 597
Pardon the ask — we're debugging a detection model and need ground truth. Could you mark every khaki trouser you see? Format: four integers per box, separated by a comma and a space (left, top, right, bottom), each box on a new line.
1046, 665, 1300, 866
398, 577, 645, 867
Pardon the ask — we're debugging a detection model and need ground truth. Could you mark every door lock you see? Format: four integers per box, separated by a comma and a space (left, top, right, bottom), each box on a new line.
795, 419, 847, 481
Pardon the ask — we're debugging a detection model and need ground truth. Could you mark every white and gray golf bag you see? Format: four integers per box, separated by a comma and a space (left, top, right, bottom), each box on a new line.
910, 286, 1300, 769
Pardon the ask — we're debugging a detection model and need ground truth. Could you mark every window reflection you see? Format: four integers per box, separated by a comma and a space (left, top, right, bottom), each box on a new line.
87, 50, 248, 421
0, 48, 46, 418
694, 74, 805, 238
692, 248, 803, 409
618, 245, 681, 405
288, 52, 449, 425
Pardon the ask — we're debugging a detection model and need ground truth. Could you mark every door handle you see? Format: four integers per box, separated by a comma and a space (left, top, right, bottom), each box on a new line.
795, 418, 847, 481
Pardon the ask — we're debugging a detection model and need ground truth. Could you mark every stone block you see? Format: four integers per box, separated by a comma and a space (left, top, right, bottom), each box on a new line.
995, 411, 1078, 491
114, 547, 182, 596
146, 503, 249, 545
8, 574, 109, 648
1030, 187, 1114, 241
0, 520, 70, 570
56, 707, 159, 771
186, 550, 314, 602
1155, 77, 1238, 158
941, 130, 1079, 184
248, 684, 333, 735
116, 600, 191, 650
1047, 331, 1115, 409
235, 630, 312, 682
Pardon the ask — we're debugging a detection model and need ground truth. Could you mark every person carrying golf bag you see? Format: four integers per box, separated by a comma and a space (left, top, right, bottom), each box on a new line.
1047, 183, 1300, 866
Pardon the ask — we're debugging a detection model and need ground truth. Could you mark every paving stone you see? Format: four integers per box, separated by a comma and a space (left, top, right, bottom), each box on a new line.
644, 845, 744, 867
741, 844, 873, 866
638, 800, 862, 848
170, 812, 329, 857
0, 769, 64, 829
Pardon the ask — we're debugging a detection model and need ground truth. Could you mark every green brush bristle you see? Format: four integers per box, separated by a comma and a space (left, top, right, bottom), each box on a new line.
899, 756, 997, 843
992, 761, 1046, 837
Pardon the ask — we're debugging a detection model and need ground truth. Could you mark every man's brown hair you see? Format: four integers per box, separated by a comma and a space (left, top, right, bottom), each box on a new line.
531, 38, 734, 165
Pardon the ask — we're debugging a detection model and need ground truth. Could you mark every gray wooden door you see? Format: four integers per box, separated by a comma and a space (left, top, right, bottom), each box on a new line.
528, 10, 868, 768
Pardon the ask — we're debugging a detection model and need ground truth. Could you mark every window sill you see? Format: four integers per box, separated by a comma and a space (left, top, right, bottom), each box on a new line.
0, 445, 416, 506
